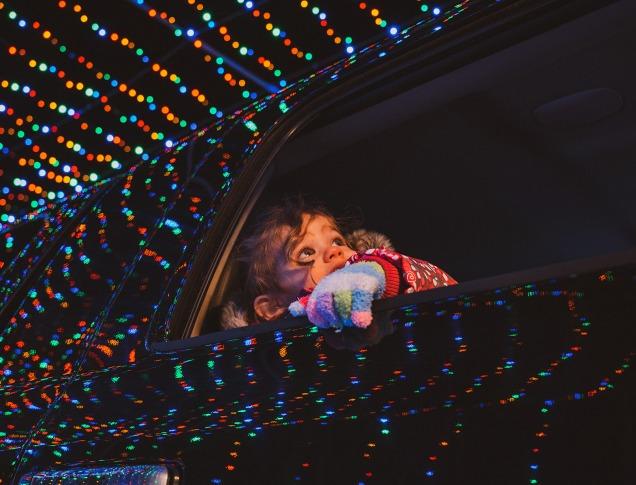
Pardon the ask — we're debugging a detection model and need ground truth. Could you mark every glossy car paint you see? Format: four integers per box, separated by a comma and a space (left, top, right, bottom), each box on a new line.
0, 0, 633, 483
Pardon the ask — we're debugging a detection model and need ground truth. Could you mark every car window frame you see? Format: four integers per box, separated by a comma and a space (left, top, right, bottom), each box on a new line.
153, 0, 614, 351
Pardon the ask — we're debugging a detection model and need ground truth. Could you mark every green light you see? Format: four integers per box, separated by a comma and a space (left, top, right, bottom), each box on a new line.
58, 105, 67, 114
91, 23, 99, 31
8, 11, 17, 20
38, 63, 47, 72
17, 130, 24, 138
174, 365, 183, 379
89, 173, 98, 182
202, 12, 212, 21
305, 52, 313, 61
216, 57, 223, 65
59, 45, 67, 53
32, 124, 40, 131
136, 48, 143, 56
134, 146, 143, 155
95, 126, 103, 134
209, 107, 217, 115
242, 90, 250, 98
311, 7, 319, 14
421, 4, 429, 13
272, 28, 280, 36
380, 20, 387, 28
239, 46, 248, 55
174, 29, 182, 37
85, 88, 93, 96
345, 36, 352, 44
274, 69, 281, 77
10, 83, 19, 91
31, 201, 38, 208
103, 73, 111, 80
50, 340, 59, 347
33, 161, 41, 169
119, 115, 127, 123
179, 120, 187, 128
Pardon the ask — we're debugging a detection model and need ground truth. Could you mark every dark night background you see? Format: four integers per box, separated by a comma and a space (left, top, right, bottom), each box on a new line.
0, 0, 448, 222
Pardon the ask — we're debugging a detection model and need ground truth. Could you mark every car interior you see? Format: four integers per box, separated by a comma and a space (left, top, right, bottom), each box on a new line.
193, 1, 636, 336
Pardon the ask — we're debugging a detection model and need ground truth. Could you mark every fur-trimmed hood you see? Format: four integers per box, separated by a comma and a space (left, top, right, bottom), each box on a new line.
220, 229, 393, 329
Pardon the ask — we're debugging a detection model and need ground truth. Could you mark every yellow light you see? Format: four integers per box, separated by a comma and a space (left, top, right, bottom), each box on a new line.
300, 1, 308, 7
80, 14, 88, 23
136, 94, 144, 102
371, 8, 379, 17
265, 23, 273, 31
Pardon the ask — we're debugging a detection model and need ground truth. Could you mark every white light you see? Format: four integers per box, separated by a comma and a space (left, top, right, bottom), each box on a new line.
389, 26, 398, 35
346, 46, 354, 54
433, 7, 441, 15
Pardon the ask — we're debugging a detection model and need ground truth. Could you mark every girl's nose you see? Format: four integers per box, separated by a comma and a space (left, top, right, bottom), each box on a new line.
323, 245, 344, 262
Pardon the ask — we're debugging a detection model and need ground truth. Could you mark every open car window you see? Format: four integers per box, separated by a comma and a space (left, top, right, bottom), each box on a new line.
177, 0, 636, 342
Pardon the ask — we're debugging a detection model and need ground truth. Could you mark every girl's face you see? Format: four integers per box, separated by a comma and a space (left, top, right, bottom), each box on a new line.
275, 214, 356, 301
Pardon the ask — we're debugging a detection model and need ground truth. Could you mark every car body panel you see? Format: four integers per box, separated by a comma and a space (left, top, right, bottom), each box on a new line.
15, 259, 636, 482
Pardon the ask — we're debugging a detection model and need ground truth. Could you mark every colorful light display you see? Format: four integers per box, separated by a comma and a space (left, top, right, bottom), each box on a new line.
1, 0, 464, 223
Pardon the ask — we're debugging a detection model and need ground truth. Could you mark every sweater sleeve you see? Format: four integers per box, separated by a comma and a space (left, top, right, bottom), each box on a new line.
346, 248, 457, 297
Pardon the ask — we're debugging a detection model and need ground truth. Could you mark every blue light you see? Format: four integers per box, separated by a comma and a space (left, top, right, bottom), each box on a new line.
186, 28, 195, 37
433, 7, 441, 15
346, 46, 354, 54
98, 28, 106, 36
0, 104, 5, 112
245, 1, 254, 8
18, 19, 26, 28
165, 140, 174, 148
389, 26, 398, 36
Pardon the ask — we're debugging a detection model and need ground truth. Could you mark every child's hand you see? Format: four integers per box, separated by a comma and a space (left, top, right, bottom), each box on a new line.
288, 261, 386, 330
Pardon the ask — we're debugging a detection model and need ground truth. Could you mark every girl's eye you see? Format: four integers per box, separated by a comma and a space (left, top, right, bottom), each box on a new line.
298, 247, 314, 260
332, 237, 345, 246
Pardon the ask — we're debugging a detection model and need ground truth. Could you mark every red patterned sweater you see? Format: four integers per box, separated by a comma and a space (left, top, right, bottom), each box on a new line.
347, 248, 457, 297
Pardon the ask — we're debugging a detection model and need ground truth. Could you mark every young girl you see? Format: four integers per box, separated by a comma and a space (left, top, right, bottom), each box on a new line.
221, 199, 457, 330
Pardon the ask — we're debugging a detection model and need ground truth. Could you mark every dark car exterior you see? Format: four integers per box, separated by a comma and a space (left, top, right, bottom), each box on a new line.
1, 0, 634, 483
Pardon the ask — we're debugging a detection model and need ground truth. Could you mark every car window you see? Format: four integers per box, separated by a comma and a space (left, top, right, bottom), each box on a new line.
187, 8, 636, 341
